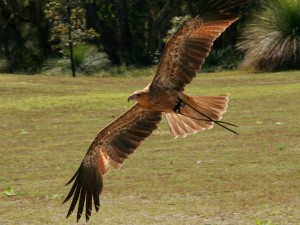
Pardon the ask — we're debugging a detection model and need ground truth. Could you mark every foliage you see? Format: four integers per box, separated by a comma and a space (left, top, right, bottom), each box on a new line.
0, 0, 254, 73
275, 143, 286, 151
0, 187, 17, 197
13, 23, 45, 73
0, 57, 9, 72
0, 0, 49, 73
45, 194, 63, 200
202, 46, 242, 72
44, 0, 100, 76
44, 0, 98, 49
237, 0, 300, 72
43, 45, 109, 75
163, 15, 191, 42
256, 219, 274, 225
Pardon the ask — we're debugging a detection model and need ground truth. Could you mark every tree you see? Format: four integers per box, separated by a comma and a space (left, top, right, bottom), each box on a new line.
85, 1, 121, 65
0, 0, 50, 73
0, 0, 256, 73
116, 0, 132, 65
45, 0, 99, 76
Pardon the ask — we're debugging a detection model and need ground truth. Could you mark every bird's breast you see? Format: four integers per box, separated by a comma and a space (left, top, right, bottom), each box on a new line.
141, 88, 180, 112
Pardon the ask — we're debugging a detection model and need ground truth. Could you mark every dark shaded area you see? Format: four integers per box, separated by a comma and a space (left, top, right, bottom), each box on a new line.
0, 0, 256, 74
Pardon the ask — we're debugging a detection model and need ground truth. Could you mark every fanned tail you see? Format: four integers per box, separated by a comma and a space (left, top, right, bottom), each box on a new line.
166, 95, 237, 139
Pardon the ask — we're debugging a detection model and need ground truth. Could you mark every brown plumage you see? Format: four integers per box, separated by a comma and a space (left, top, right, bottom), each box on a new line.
63, 0, 250, 222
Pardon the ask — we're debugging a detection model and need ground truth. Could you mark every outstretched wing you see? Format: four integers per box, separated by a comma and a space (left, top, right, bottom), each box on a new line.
63, 104, 162, 222
151, 0, 250, 91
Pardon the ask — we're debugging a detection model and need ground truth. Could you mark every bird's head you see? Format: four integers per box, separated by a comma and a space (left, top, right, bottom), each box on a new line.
128, 90, 145, 102
128, 89, 150, 106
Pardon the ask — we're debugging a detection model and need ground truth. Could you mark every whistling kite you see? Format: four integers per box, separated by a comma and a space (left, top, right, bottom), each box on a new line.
64, 0, 249, 222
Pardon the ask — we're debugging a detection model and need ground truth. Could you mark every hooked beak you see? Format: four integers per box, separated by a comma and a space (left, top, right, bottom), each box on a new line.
128, 95, 135, 102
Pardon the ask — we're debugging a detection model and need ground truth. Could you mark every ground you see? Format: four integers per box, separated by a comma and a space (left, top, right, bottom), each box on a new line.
0, 71, 299, 225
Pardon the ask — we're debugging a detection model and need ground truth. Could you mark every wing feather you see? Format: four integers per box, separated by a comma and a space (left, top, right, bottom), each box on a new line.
86, 187, 92, 221
123, 131, 145, 142
151, 0, 250, 91
63, 104, 162, 222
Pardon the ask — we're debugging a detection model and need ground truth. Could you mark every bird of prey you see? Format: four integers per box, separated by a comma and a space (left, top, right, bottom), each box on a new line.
63, 0, 249, 222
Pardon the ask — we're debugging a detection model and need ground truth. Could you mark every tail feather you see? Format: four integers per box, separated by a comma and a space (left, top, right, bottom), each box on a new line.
166, 113, 206, 138
166, 113, 181, 136
192, 95, 229, 120
166, 95, 230, 138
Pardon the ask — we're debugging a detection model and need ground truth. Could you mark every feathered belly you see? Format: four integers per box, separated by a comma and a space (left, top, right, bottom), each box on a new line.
139, 88, 180, 113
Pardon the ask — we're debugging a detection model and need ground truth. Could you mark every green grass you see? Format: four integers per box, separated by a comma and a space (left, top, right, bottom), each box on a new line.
0, 71, 299, 224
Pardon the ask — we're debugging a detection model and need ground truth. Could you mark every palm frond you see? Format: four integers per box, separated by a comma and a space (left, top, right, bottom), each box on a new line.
237, 0, 300, 71
43, 45, 109, 76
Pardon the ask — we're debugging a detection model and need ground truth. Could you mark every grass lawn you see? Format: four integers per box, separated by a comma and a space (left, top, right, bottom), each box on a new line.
0, 71, 299, 225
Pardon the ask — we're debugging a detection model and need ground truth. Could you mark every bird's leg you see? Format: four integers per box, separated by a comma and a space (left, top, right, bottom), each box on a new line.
173, 99, 186, 114
174, 99, 238, 135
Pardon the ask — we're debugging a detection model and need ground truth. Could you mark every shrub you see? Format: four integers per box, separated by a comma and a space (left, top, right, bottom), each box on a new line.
43, 45, 109, 76
237, 0, 300, 72
202, 46, 242, 72
0, 57, 9, 73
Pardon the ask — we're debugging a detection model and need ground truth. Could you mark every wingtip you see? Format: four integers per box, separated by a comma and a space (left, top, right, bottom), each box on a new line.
66, 210, 72, 219
65, 166, 81, 186
62, 194, 71, 205
77, 213, 82, 223
86, 214, 91, 222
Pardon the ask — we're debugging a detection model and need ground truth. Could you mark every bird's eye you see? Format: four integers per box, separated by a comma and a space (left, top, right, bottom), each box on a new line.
137, 94, 141, 97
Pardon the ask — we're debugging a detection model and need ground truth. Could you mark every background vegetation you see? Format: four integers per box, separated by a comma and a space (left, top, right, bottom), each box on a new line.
0, 0, 261, 75
2, 0, 299, 75
0, 71, 299, 224
238, 0, 300, 71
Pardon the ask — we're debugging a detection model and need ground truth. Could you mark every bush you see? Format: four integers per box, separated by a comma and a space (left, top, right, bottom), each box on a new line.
43, 45, 109, 76
237, 0, 300, 72
0, 57, 9, 73
202, 46, 242, 72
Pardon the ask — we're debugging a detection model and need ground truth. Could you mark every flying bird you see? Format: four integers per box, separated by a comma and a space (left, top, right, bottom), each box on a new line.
63, 0, 250, 222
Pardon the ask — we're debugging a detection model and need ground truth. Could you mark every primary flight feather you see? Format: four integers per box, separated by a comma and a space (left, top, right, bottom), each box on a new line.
63, 0, 250, 222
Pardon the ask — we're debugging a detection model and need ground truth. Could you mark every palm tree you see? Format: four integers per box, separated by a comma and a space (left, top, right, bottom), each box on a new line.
237, 0, 300, 71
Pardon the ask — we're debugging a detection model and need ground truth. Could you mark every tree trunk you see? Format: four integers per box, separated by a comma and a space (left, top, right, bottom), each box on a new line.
116, 0, 132, 66
67, 5, 76, 77
33, 0, 52, 59
0, 26, 11, 61
85, 1, 121, 65
147, 0, 172, 61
